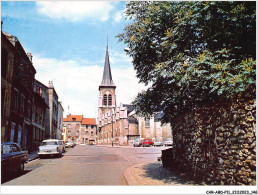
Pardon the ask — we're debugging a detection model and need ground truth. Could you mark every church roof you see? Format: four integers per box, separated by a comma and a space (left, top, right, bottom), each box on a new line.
99, 46, 116, 89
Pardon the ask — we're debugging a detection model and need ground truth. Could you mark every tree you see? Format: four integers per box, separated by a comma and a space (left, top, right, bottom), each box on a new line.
117, 1, 256, 123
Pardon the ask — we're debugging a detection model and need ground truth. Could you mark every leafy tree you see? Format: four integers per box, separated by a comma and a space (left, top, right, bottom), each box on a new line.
117, 1, 256, 123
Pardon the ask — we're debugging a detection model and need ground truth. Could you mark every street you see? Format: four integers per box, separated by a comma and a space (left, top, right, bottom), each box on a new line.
2, 145, 168, 185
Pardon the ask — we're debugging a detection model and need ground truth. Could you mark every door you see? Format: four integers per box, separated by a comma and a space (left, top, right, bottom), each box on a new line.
10, 123, 16, 142
17, 125, 22, 146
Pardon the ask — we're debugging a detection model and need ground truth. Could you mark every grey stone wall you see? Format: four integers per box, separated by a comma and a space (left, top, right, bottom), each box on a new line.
168, 98, 256, 185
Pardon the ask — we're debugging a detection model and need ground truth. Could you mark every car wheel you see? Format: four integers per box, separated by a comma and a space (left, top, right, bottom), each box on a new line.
18, 162, 24, 172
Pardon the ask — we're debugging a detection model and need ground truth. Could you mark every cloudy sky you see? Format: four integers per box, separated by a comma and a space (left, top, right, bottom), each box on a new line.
1, 1, 147, 118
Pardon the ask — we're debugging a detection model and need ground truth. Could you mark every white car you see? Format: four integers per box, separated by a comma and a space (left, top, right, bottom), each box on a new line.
153, 140, 163, 147
164, 138, 173, 146
58, 140, 66, 153
38, 139, 63, 158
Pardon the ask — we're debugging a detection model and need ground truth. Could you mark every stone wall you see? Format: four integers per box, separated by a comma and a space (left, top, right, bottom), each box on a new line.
167, 98, 256, 185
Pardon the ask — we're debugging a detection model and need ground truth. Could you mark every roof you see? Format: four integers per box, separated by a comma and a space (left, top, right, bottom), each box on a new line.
2, 31, 36, 74
123, 104, 134, 114
82, 118, 96, 125
99, 46, 116, 90
64, 115, 83, 122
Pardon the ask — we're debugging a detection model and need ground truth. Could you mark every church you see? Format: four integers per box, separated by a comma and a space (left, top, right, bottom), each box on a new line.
97, 46, 172, 146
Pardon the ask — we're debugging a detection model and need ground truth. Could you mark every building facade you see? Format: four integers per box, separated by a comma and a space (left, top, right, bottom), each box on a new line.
1, 31, 15, 143
34, 79, 63, 140
3, 31, 36, 151
97, 46, 172, 145
81, 118, 97, 145
31, 91, 49, 151
63, 115, 97, 144
1, 27, 64, 152
57, 101, 64, 140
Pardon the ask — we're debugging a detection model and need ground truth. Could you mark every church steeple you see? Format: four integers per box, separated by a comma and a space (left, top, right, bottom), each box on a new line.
99, 45, 116, 90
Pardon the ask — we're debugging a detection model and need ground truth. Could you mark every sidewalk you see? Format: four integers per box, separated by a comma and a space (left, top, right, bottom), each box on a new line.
124, 162, 201, 186
28, 151, 38, 162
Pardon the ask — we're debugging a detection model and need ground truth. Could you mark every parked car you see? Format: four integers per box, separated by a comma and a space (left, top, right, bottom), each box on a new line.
58, 140, 66, 153
65, 141, 75, 148
1, 142, 28, 175
38, 139, 63, 158
133, 139, 142, 147
164, 138, 173, 146
153, 140, 163, 147
142, 139, 154, 147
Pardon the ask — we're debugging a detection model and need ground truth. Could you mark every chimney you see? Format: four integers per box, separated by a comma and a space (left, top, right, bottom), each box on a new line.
48, 81, 54, 88
27, 53, 33, 62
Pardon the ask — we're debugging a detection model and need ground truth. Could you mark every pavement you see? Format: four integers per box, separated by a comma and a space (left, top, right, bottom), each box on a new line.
27, 145, 198, 186
28, 151, 38, 162
123, 162, 200, 186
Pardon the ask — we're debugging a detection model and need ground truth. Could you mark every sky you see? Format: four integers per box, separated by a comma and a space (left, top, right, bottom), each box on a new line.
1, 1, 147, 118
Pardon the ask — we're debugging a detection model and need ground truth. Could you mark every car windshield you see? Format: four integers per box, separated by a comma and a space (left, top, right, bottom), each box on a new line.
42, 141, 58, 145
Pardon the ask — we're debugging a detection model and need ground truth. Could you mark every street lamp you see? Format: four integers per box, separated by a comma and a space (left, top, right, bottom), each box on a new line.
111, 109, 113, 147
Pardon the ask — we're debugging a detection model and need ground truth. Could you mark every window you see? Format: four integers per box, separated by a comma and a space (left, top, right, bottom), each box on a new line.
27, 100, 31, 118
103, 94, 107, 106
67, 131, 71, 136
1, 89, 6, 116
72, 118, 76, 121
108, 94, 112, 106
76, 131, 79, 136
91, 131, 94, 136
145, 118, 150, 127
1, 48, 8, 78
12, 88, 19, 112
20, 94, 25, 115
68, 124, 71, 129
86, 125, 88, 129
76, 124, 79, 128
91, 125, 94, 129
3, 144, 12, 154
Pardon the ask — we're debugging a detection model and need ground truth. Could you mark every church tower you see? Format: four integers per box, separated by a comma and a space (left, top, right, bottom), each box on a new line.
97, 45, 116, 142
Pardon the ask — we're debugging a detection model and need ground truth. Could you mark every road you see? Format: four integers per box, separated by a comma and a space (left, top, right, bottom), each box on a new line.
2, 145, 168, 185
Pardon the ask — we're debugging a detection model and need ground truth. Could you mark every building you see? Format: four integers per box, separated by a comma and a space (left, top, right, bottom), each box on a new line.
62, 115, 97, 144
2, 31, 37, 151
31, 91, 49, 151
97, 46, 172, 145
63, 115, 82, 144
46, 81, 59, 139
138, 114, 172, 142
1, 27, 64, 152
34, 79, 63, 140
57, 101, 64, 140
81, 118, 97, 145
1, 31, 15, 143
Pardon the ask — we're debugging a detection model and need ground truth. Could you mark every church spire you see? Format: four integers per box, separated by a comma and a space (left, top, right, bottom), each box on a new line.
99, 43, 116, 90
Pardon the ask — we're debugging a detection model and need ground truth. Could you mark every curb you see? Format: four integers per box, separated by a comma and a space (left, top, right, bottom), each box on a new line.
28, 154, 39, 162
123, 164, 145, 185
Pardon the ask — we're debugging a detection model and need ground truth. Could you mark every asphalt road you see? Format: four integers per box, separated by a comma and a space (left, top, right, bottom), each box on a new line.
2, 145, 169, 185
